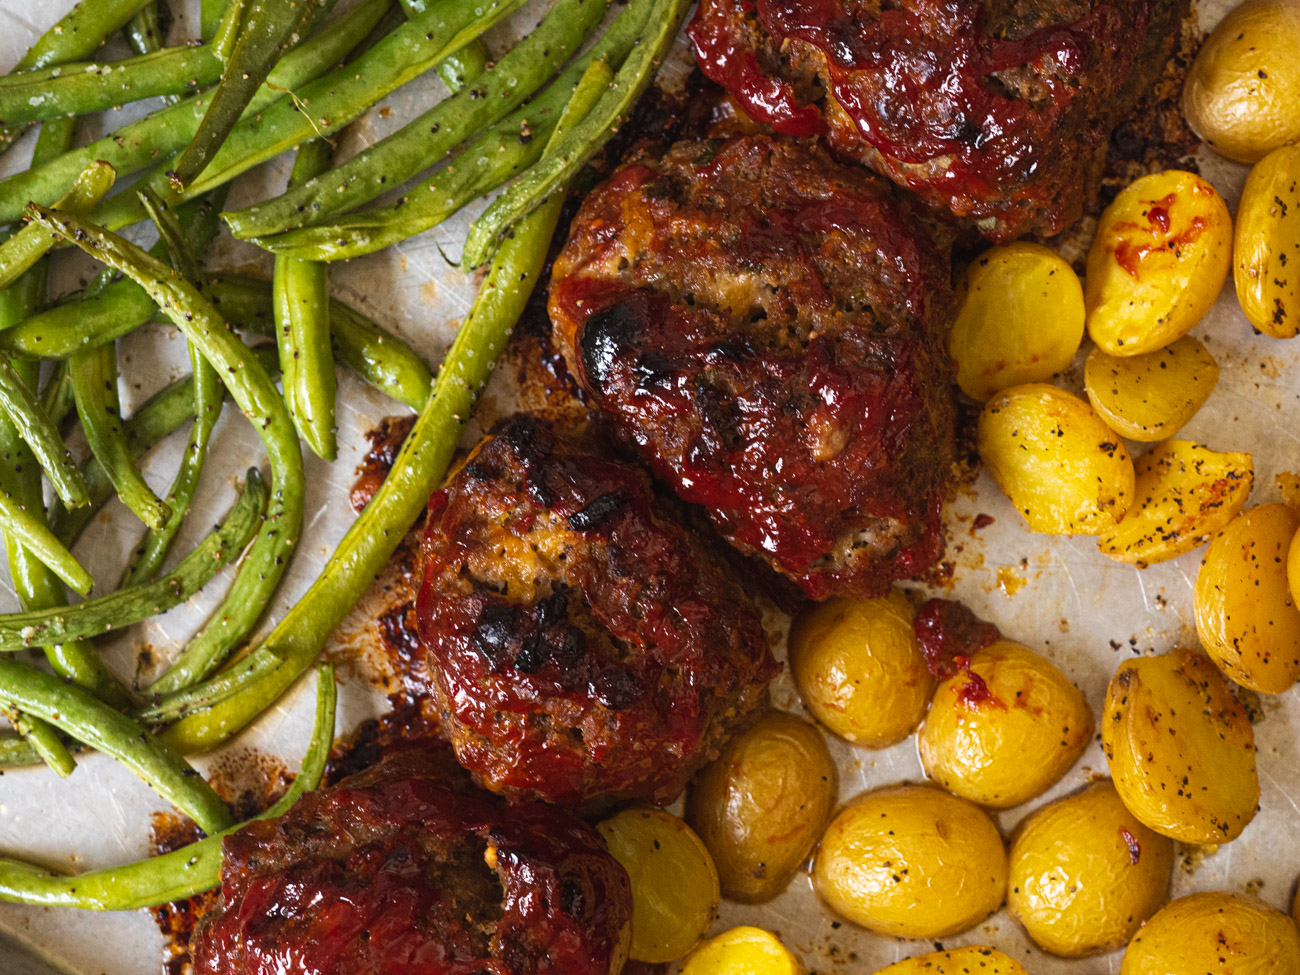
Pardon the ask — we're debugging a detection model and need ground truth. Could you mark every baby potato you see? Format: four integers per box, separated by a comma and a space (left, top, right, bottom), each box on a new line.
687, 711, 838, 903
1086, 170, 1233, 356
979, 384, 1134, 535
1008, 781, 1173, 957
1084, 337, 1220, 441
1097, 439, 1254, 567
947, 242, 1086, 402
788, 592, 934, 747
680, 927, 804, 975
1102, 648, 1259, 844
597, 808, 720, 963
1235, 143, 1300, 338
1183, 0, 1300, 163
873, 947, 1029, 975
1121, 891, 1300, 975
1196, 502, 1300, 693
813, 784, 1007, 939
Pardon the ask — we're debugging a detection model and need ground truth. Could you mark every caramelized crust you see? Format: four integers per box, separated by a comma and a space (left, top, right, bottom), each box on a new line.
549, 135, 955, 600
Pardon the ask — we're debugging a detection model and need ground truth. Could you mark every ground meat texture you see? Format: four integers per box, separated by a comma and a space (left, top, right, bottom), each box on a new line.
417, 414, 776, 806
190, 744, 632, 975
688, 0, 1187, 241
548, 135, 956, 600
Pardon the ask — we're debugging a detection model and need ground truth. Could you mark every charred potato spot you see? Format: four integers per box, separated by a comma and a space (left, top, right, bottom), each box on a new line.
1120, 891, 1300, 975
1234, 144, 1300, 338
1084, 337, 1220, 441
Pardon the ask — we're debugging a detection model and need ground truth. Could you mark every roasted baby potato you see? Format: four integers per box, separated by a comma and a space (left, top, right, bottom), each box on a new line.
788, 592, 934, 748
979, 384, 1134, 535
1008, 781, 1173, 957
918, 640, 1092, 808
1084, 337, 1220, 441
947, 242, 1086, 402
813, 784, 1007, 939
1085, 171, 1233, 356
1235, 143, 1300, 338
687, 711, 838, 903
597, 808, 720, 963
1183, 0, 1300, 164
1097, 439, 1254, 567
1121, 891, 1300, 975
1196, 502, 1300, 693
680, 927, 805, 975
873, 947, 1029, 975
1102, 649, 1259, 844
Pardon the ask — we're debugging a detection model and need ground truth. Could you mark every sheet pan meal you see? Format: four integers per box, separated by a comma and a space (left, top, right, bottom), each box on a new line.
0, 0, 1299, 971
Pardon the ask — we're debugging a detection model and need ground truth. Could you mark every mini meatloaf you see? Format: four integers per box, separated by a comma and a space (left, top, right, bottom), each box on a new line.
688, 0, 1187, 240
417, 414, 776, 806
548, 135, 956, 600
190, 744, 632, 975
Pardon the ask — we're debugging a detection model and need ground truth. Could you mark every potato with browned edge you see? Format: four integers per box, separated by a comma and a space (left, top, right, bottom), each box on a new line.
979, 384, 1134, 535
1084, 337, 1220, 442
1121, 891, 1300, 975
814, 784, 1007, 939
1102, 649, 1259, 844
873, 947, 1029, 975
687, 711, 838, 903
789, 592, 933, 748
918, 640, 1093, 809
1183, 0, 1300, 164
1008, 781, 1173, 957
1196, 502, 1300, 694
1235, 143, 1300, 338
680, 927, 805, 975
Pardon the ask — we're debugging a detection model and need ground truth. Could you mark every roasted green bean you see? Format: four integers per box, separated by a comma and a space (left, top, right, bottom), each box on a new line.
124, 2, 168, 59
133, 647, 282, 723
2, 705, 75, 778
0, 359, 86, 508
0, 162, 116, 292
0, 488, 92, 595
437, 37, 489, 92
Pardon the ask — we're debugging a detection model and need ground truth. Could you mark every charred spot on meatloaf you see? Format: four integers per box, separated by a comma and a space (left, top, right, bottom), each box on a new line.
687, 0, 1188, 240
548, 134, 956, 601
190, 742, 632, 975
416, 414, 776, 807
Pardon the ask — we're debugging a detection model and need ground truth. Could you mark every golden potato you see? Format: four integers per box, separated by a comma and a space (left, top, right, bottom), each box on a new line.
680, 927, 804, 975
1086, 171, 1233, 356
788, 592, 934, 748
1097, 439, 1254, 567
1121, 891, 1300, 975
1183, 0, 1300, 164
873, 947, 1028, 975
917, 640, 1092, 808
1196, 502, 1300, 693
1235, 143, 1300, 338
687, 711, 838, 903
947, 242, 1086, 402
1102, 648, 1259, 844
597, 808, 720, 963
1008, 781, 1173, 957
979, 384, 1134, 535
1084, 337, 1220, 441
813, 784, 1007, 939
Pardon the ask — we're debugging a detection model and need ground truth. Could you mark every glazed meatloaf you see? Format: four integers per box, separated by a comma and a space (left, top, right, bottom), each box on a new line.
190, 743, 632, 975
417, 414, 776, 806
549, 134, 956, 601
688, 0, 1187, 240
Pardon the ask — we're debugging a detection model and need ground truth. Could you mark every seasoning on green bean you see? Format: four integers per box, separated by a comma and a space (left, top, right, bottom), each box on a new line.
273, 139, 337, 461
0, 664, 334, 908
0, 359, 86, 508
0, 162, 116, 293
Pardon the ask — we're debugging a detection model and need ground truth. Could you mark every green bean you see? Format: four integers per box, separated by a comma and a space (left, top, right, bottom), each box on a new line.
133, 648, 282, 723
202, 0, 230, 43
437, 37, 489, 92
0, 664, 334, 909
273, 140, 337, 461
225, 0, 606, 240
0, 162, 116, 292
0, 359, 86, 508
124, 2, 168, 58
2, 705, 75, 778
0, 488, 91, 594
0, 0, 390, 227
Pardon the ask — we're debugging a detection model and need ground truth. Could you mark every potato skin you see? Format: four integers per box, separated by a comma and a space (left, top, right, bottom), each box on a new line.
686, 711, 838, 903
813, 784, 1007, 939
1234, 143, 1300, 338
1086, 171, 1233, 356
1084, 337, 1220, 442
1102, 649, 1259, 844
789, 592, 934, 748
979, 384, 1134, 535
1121, 891, 1300, 975
873, 947, 1028, 975
1196, 502, 1300, 693
1008, 781, 1173, 957
948, 242, 1085, 402
681, 927, 804, 975
1183, 0, 1300, 164
917, 640, 1092, 808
